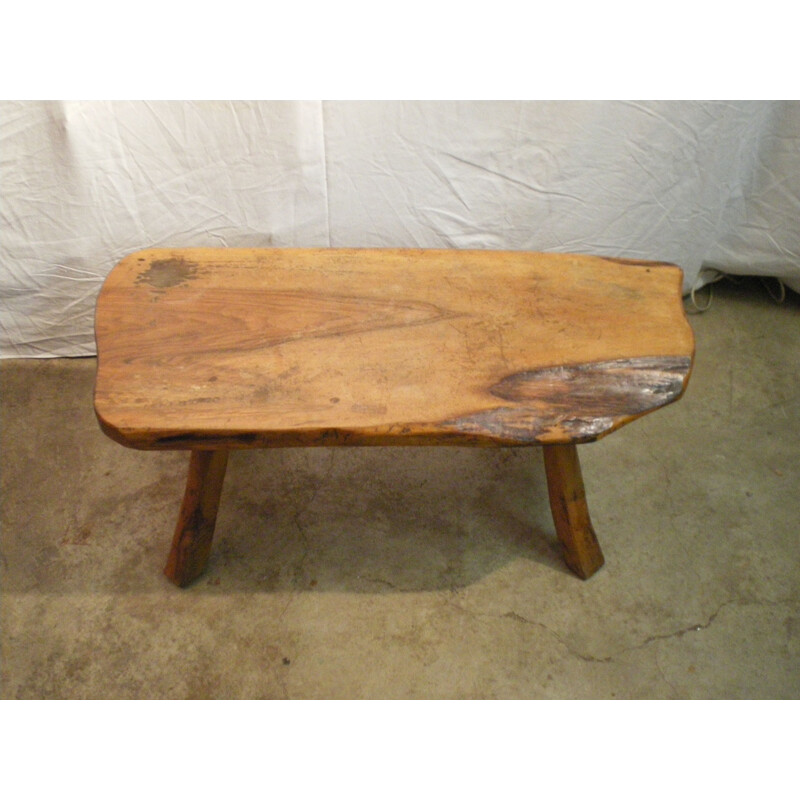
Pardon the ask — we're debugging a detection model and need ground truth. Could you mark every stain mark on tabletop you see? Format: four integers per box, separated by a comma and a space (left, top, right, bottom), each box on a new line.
136, 257, 198, 289
252, 385, 272, 402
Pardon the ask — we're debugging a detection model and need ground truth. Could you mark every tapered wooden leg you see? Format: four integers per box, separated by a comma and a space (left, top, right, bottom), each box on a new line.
164, 449, 229, 587
542, 443, 604, 579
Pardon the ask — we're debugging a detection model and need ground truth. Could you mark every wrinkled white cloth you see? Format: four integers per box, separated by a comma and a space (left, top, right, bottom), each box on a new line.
2, 100, 798, 357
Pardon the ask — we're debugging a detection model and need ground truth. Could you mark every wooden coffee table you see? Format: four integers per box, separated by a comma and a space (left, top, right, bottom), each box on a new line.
94, 248, 694, 586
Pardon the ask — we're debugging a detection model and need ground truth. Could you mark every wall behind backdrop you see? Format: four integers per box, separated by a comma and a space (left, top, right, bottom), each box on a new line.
2, 100, 798, 357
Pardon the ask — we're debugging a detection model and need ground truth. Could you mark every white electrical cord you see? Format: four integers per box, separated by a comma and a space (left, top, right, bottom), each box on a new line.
687, 268, 787, 312
688, 267, 727, 313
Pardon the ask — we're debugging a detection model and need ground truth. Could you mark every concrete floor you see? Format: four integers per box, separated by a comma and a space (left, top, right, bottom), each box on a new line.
2, 277, 798, 699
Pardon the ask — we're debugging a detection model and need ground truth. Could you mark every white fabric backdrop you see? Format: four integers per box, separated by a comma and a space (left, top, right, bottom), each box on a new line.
2, 100, 798, 358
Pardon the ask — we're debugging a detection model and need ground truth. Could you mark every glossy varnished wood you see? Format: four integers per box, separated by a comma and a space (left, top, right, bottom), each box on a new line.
94, 248, 694, 450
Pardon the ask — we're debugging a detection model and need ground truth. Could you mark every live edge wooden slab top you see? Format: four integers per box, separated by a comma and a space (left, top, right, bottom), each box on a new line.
95, 248, 694, 450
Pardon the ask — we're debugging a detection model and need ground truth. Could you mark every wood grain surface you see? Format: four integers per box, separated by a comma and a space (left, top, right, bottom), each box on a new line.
94, 248, 694, 449
543, 443, 605, 579
163, 449, 228, 587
